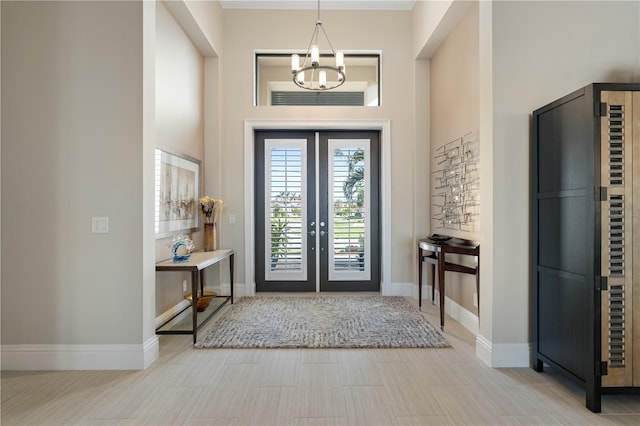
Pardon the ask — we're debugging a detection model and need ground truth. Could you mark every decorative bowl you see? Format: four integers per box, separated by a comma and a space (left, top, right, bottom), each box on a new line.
185, 290, 217, 312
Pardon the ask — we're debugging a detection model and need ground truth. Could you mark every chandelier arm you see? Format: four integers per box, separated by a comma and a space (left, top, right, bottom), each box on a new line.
318, 24, 337, 56
292, 65, 346, 91
300, 24, 320, 68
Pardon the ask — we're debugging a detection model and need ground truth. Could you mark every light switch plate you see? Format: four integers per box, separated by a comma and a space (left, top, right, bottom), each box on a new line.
92, 217, 109, 233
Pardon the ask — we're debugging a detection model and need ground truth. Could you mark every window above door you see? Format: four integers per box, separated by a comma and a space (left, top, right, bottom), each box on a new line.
255, 52, 381, 107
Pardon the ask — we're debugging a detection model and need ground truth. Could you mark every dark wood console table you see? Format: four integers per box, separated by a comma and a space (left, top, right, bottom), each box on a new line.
417, 236, 479, 329
156, 249, 234, 343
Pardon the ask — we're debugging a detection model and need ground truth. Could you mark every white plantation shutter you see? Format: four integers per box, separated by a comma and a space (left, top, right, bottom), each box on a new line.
328, 139, 371, 281
264, 139, 308, 281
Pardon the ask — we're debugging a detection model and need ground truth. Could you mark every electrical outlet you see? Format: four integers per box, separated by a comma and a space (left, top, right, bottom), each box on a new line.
229, 214, 236, 224
473, 292, 478, 307
182, 280, 188, 292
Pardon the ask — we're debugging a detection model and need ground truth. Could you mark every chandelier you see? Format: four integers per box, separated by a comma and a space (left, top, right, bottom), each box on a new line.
291, 0, 345, 91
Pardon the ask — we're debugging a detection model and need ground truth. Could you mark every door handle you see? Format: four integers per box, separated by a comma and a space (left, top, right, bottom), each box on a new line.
308, 230, 316, 237
320, 230, 326, 237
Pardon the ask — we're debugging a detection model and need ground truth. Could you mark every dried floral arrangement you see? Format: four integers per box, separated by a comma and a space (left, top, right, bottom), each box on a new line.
199, 196, 224, 224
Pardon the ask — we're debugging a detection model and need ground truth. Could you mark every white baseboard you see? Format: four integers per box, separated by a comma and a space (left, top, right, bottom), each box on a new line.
359, 283, 531, 368
476, 334, 493, 366
207, 283, 246, 299
415, 284, 530, 368
476, 333, 531, 368
155, 299, 191, 329
143, 336, 160, 369
382, 281, 414, 296
154, 283, 245, 330
233, 282, 247, 298
385, 282, 480, 340
405, 282, 480, 336
217, 282, 247, 298
1, 336, 159, 371
444, 294, 479, 336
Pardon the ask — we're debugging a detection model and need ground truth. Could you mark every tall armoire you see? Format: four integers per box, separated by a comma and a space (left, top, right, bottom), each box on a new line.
531, 83, 640, 412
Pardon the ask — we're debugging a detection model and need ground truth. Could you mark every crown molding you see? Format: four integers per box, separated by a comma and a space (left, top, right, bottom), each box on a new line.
219, 1, 415, 11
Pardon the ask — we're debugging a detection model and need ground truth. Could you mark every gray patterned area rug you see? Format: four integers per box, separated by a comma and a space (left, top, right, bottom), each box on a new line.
195, 296, 450, 349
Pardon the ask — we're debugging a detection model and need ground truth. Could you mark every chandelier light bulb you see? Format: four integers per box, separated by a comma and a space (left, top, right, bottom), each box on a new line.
336, 51, 344, 69
296, 71, 305, 85
311, 45, 320, 66
291, 54, 300, 71
319, 71, 327, 88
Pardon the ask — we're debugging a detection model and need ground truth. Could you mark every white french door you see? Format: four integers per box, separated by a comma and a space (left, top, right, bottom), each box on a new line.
255, 130, 379, 292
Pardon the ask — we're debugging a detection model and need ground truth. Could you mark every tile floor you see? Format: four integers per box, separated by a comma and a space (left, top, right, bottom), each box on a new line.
2, 297, 640, 425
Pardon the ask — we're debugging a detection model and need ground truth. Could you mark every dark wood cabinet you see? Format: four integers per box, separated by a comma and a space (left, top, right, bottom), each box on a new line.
531, 83, 640, 412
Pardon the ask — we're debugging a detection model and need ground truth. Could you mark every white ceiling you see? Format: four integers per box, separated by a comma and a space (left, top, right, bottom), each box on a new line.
219, 0, 416, 11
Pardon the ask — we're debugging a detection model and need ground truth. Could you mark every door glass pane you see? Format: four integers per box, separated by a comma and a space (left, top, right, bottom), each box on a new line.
328, 139, 370, 280
265, 140, 307, 281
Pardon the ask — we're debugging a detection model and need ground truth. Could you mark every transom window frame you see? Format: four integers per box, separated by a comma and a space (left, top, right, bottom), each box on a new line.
254, 51, 382, 107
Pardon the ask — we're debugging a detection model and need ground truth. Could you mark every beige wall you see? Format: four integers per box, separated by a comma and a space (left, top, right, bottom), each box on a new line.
3, 0, 639, 371
413, 56, 430, 250
412, 0, 454, 58
430, 1, 479, 313
1, 1, 145, 347
483, 0, 640, 355
220, 8, 415, 290
415, 0, 640, 366
413, 0, 473, 59
154, 1, 205, 315
183, 0, 223, 55
0, 0, 224, 370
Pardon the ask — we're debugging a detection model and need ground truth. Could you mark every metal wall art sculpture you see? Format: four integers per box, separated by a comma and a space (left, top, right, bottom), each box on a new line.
432, 132, 479, 231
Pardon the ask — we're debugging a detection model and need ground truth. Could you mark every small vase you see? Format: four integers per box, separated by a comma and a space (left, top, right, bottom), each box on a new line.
204, 223, 216, 252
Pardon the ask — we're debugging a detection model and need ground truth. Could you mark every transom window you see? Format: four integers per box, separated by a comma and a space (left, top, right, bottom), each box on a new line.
255, 53, 381, 107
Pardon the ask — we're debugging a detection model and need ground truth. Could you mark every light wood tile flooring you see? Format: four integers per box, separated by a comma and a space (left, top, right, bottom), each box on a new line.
2, 297, 640, 425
